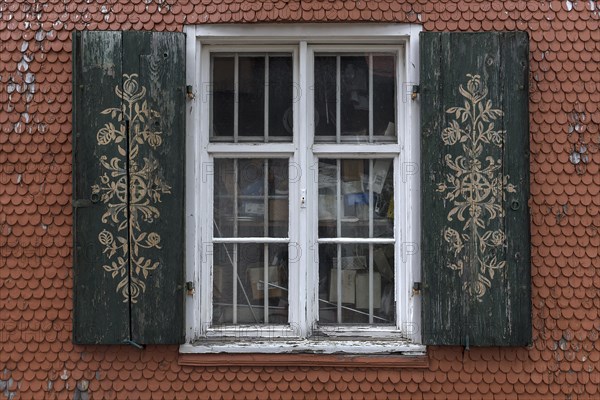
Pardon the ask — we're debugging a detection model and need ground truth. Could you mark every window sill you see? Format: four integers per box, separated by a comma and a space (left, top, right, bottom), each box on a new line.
179, 340, 427, 367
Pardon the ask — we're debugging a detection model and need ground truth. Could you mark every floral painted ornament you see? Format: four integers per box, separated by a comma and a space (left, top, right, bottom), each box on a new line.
437, 74, 516, 301
92, 74, 171, 303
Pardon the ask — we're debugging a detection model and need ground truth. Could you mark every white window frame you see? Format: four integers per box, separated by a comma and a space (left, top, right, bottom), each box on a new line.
182, 24, 423, 354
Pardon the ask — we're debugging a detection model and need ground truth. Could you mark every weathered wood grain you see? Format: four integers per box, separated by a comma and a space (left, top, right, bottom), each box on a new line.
73, 31, 185, 345
73, 31, 129, 344
124, 31, 186, 344
421, 32, 531, 346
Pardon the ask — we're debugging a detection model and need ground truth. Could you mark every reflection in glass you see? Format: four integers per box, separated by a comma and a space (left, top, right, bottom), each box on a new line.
318, 159, 394, 239
239, 57, 265, 138
210, 53, 293, 142
340, 56, 369, 137
212, 158, 289, 325
372, 55, 396, 136
214, 158, 289, 239
314, 56, 337, 137
211, 56, 234, 137
269, 56, 293, 138
318, 244, 395, 324
314, 53, 397, 143
317, 158, 395, 325
212, 244, 289, 324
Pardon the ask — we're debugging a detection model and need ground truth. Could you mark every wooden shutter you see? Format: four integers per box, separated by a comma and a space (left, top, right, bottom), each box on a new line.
420, 32, 531, 346
73, 31, 185, 345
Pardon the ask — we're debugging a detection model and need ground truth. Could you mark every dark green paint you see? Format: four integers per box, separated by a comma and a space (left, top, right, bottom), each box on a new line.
420, 32, 531, 346
73, 31, 185, 345
123, 31, 186, 345
73, 31, 129, 344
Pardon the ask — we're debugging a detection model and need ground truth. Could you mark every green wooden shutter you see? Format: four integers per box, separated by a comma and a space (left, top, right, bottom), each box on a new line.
420, 32, 531, 346
73, 31, 185, 345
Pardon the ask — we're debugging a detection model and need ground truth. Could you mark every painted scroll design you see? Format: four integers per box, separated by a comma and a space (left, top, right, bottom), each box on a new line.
436, 74, 515, 301
92, 74, 171, 303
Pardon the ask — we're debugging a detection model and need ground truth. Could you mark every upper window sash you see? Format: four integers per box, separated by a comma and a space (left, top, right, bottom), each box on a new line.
308, 45, 404, 148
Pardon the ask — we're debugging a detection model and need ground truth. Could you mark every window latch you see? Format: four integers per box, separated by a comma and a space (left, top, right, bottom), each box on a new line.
301, 189, 306, 208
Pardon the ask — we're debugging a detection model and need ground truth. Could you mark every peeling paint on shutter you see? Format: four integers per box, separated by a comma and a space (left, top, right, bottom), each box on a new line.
73, 31, 185, 345
420, 32, 531, 346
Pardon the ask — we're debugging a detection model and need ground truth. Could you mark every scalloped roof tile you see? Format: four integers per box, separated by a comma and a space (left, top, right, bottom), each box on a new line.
1, 0, 599, 398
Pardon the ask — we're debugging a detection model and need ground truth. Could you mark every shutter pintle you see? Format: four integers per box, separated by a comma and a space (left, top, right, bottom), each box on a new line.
122, 339, 145, 349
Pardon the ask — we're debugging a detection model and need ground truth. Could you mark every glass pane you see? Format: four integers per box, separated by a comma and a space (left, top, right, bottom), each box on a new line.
318, 159, 394, 239
269, 56, 293, 138
372, 159, 395, 238
372, 55, 396, 138
211, 56, 234, 138
210, 53, 293, 143
213, 159, 235, 238
340, 56, 369, 138
213, 243, 289, 325
268, 159, 289, 237
317, 159, 338, 239
238, 159, 266, 235
340, 159, 369, 238
239, 56, 265, 138
314, 53, 397, 143
314, 56, 337, 137
214, 159, 289, 238
318, 244, 394, 325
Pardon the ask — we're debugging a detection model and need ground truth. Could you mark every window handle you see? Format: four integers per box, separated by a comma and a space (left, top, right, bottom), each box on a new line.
301, 189, 306, 208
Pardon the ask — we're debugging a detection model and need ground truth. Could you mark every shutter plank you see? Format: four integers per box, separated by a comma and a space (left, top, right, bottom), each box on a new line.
499, 32, 531, 346
73, 31, 130, 344
420, 33, 463, 345
421, 32, 531, 346
123, 32, 186, 344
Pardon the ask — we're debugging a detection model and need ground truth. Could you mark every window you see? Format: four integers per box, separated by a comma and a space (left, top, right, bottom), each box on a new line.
73, 28, 530, 348
184, 25, 422, 353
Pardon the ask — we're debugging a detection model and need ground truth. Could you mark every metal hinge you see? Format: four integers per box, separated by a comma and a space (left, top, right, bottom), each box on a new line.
412, 282, 422, 295
186, 281, 195, 295
186, 85, 195, 100
72, 199, 92, 208
411, 85, 420, 101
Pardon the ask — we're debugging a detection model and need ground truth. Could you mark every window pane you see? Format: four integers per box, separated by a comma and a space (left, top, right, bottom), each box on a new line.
318, 244, 395, 325
372, 55, 396, 137
213, 243, 289, 325
239, 56, 265, 138
314, 56, 337, 137
318, 159, 394, 239
269, 56, 293, 138
211, 56, 234, 138
314, 53, 397, 143
210, 53, 293, 143
340, 56, 369, 137
214, 159, 289, 238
